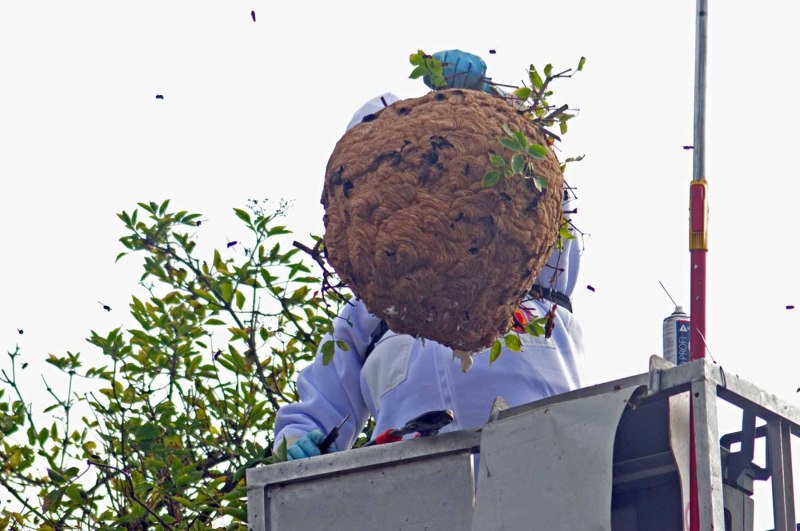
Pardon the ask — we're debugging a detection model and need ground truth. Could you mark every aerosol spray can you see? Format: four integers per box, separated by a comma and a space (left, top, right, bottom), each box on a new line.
663, 306, 691, 365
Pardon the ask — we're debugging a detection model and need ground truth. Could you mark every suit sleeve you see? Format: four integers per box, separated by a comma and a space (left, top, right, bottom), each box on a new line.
273, 299, 380, 451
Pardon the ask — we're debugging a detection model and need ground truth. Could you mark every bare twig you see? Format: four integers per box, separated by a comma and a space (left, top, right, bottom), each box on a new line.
483, 79, 519, 89
541, 104, 570, 124
530, 68, 572, 110
291, 240, 349, 306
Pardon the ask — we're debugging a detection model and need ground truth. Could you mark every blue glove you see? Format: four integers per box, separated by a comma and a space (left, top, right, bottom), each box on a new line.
425, 49, 489, 92
286, 430, 338, 461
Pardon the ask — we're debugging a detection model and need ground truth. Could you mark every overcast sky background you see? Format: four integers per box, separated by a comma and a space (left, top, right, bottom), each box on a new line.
2, 1, 800, 525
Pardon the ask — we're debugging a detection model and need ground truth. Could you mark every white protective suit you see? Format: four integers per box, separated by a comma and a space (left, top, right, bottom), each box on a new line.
274, 93, 586, 451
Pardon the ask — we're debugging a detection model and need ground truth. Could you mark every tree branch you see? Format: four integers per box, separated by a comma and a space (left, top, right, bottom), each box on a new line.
88, 461, 175, 531
0, 475, 50, 524
541, 103, 569, 124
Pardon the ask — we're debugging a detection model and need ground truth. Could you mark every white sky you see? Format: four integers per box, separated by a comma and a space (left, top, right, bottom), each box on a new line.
2, 0, 800, 526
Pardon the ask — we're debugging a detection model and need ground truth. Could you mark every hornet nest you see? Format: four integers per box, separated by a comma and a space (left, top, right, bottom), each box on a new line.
322, 89, 563, 354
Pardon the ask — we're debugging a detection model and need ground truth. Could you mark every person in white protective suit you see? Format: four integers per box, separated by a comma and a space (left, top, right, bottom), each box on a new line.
274, 50, 586, 460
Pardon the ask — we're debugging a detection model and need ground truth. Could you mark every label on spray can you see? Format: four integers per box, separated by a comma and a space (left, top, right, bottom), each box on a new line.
663, 306, 691, 365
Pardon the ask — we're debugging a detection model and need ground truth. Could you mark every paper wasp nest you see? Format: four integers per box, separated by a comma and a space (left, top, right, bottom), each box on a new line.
321, 89, 563, 352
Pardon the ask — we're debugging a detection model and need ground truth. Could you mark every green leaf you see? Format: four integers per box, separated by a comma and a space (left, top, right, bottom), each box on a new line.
42, 488, 64, 512
221, 507, 248, 522
430, 73, 446, 89
219, 282, 233, 303
424, 55, 444, 70
559, 219, 576, 241
544, 63, 553, 77
510, 154, 524, 174
215, 356, 235, 372
213, 249, 225, 272
482, 170, 501, 187
172, 496, 194, 508
135, 423, 160, 442
38, 427, 49, 445
65, 484, 84, 504
565, 155, 585, 164
501, 123, 513, 136
513, 86, 532, 100
47, 468, 66, 485
534, 175, 549, 192
205, 318, 226, 326
526, 319, 546, 336
560, 121, 568, 135
529, 66, 544, 89
498, 138, 523, 151
504, 334, 522, 352
527, 144, 548, 159
267, 225, 291, 237
335, 340, 349, 352
235, 290, 246, 310
289, 285, 310, 302
409, 50, 425, 66
409, 65, 427, 79
321, 340, 335, 365
233, 208, 251, 224
512, 131, 529, 148
577, 56, 587, 72
489, 341, 502, 364
275, 437, 288, 463
489, 154, 506, 168
158, 199, 170, 215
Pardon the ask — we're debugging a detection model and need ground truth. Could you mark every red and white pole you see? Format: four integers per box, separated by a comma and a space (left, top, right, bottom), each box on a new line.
689, 0, 709, 529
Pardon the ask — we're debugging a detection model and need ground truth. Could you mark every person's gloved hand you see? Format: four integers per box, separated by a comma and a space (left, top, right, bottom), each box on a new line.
425, 49, 489, 92
286, 430, 338, 461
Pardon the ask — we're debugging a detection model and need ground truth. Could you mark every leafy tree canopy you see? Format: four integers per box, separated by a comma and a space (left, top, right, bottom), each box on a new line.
1, 199, 347, 530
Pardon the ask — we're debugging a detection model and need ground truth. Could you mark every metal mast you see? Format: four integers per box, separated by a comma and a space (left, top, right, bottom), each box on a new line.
688, 0, 709, 529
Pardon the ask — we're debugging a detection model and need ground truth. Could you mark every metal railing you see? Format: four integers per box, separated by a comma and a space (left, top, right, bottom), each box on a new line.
247, 358, 800, 530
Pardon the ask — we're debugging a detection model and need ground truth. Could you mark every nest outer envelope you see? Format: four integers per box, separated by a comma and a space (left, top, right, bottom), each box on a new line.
322, 89, 563, 352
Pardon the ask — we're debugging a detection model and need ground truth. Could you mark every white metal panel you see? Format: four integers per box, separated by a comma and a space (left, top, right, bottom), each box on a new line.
268, 452, 474, 530
669, 391, 692, 527
471, 383, 642, 531
247, 430, 480, 531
